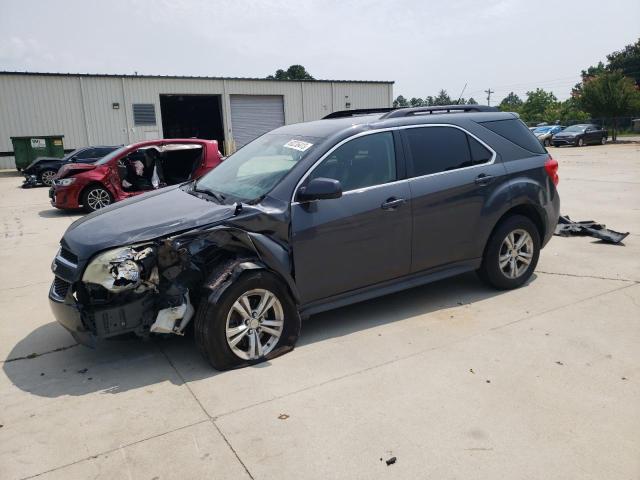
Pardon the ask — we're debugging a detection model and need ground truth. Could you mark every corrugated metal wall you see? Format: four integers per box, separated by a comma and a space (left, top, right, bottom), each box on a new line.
0, 73, 393, 168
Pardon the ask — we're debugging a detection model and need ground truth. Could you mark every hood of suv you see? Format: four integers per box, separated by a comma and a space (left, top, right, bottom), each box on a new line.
62, 185, 236, 259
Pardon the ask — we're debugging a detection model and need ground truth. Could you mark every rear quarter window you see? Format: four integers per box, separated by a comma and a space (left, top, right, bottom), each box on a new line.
479, 119, 546, 154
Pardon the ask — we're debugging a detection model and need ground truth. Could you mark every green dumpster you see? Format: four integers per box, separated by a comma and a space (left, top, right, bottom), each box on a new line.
10, 135, 65, 171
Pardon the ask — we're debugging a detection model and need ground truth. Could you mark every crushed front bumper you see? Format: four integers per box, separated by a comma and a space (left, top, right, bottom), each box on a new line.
49, 277, 156, 347
49, 280, 97, 347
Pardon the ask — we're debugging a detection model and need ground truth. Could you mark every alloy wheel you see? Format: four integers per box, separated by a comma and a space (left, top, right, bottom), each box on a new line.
225, 288, 284, 360
86, 188, 111, 210
41, 170, 56, 186
498, 229, 534, 279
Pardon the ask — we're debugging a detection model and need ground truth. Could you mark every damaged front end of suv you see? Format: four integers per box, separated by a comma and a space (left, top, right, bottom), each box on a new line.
49, 131, 319, 370
48, 177, 302, 367
50, 216, 299, 351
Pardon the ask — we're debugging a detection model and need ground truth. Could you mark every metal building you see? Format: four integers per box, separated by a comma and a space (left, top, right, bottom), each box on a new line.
0, 72, 394, 169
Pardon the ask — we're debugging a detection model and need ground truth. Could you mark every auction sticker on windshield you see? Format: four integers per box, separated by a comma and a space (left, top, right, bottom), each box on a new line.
283, 139, 313, 152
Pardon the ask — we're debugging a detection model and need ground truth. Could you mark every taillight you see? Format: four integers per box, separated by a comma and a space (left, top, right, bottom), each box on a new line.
544, 155, 559, 186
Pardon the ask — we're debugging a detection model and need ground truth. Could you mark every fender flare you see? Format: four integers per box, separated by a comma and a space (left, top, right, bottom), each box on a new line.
175, 225, 300, 304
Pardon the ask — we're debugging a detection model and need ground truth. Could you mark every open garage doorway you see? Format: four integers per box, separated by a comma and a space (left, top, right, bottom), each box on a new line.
160, 94, 225, 152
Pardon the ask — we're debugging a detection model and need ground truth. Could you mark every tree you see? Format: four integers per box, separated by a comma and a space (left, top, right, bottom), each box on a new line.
266, 65, 314, 80
606, 37, 640, 86
543, 98, 589, 125
433, 89, 452, 105
578, 70, 640, 140
519, 89, 558, 123
393, 95, 409, 107
466, 97, 478, 105
498, 92, 523, 112
573, 61, 606, 96
409, 97, 425, 107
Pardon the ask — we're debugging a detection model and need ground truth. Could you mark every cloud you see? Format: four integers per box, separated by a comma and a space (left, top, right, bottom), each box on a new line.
0, 36, 73, 70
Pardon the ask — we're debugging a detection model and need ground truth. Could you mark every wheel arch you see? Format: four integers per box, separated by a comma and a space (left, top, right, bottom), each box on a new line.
489, 203, 546, 246
168, 226, 300, 307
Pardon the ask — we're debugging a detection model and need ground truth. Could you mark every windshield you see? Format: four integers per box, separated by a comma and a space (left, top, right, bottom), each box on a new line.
62, 149, 78, 160
95, 145, 128, 165
195, 134, 320, 203
564, 125, 587, 133
533, 127, 553, 133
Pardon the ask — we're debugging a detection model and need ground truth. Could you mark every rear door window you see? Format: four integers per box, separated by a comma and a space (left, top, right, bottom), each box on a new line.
479, 118, 546, 154
403, 126, 486, 177
468, 135, 493, 165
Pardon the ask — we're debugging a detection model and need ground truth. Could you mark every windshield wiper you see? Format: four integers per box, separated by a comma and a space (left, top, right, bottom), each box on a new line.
192, 184, 226, 204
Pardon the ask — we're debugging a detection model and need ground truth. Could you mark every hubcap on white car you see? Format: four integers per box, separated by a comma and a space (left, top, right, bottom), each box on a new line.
225, 289, 284, 360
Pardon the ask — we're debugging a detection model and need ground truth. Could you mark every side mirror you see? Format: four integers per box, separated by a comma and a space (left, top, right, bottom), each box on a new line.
297, 177, 342, 202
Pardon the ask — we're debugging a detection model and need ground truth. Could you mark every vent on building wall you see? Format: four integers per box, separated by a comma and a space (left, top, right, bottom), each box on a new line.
132, 103, 157, 126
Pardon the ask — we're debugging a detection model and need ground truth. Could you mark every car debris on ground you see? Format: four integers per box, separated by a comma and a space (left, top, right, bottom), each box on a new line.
554, 216, 629, 244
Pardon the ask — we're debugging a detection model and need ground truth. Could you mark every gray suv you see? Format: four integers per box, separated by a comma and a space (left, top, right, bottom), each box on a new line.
49, 105, 560, 370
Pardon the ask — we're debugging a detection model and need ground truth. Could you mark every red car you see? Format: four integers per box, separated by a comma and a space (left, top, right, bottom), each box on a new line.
50, 139, 222, 212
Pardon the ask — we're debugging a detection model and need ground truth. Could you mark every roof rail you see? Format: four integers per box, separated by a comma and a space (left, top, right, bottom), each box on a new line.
380, 105, 498, 119
323, 108, 395, 119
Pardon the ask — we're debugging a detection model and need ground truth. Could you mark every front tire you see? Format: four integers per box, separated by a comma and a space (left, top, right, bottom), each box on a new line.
195, 270, 299, 370
39, 168, 57, 186
82, 185, 112, 212
544, 138, 551, 147
576, 137, 584, 147
601, 136, 607, 145
477, 215, 540, 290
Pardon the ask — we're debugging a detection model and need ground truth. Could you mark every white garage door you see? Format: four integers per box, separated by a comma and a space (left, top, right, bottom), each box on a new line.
230, 95, 285, 148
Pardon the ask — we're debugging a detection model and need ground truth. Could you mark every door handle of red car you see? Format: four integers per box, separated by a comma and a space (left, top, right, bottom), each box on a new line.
381, 197, 406, 210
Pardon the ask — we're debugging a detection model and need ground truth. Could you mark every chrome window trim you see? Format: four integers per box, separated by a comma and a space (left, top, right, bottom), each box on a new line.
291, 124, 497, 205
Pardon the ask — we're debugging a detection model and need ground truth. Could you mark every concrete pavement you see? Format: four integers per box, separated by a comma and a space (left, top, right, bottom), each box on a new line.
0, 143, 638, 479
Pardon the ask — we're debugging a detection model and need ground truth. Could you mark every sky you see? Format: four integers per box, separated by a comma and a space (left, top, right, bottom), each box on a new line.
1, 0, 639, 104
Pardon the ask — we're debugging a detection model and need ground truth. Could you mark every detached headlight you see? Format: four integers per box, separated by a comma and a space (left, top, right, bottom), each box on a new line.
55, 178, 76, 186
82, 244, 154, 292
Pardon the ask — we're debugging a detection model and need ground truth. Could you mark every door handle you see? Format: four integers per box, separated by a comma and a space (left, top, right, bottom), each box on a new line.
474, 173, 495, 186
381, 197, 406, 210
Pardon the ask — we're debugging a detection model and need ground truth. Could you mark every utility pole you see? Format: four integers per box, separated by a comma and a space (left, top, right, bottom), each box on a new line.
484, 88, 494, 106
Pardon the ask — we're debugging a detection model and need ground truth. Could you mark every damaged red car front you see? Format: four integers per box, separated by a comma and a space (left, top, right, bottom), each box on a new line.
49, 139, 222, 212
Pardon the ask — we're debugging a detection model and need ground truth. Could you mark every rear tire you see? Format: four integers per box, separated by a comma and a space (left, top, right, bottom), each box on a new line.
194, 270, 299, 370
477, 215, 540, 290
82, 185, 112, 212
601, 136, 607, 145
544, 138, 551, 147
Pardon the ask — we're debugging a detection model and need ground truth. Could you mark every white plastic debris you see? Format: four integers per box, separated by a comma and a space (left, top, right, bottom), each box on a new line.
150, 293, 194, 335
